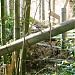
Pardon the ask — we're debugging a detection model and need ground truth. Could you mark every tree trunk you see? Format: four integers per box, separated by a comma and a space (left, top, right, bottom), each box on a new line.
0, 19, 75, 56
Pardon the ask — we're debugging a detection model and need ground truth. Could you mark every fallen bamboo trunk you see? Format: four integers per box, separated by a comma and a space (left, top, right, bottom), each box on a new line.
0, 19, 75, 56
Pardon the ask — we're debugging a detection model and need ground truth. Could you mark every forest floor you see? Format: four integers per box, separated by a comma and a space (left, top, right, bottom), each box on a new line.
26, 39, 75, 74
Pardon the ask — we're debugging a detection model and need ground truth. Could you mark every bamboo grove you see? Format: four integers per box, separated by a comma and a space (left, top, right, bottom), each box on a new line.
0, 0, 75, 75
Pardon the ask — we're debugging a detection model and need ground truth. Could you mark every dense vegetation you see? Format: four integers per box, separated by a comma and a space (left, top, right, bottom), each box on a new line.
0, 0, 75, 75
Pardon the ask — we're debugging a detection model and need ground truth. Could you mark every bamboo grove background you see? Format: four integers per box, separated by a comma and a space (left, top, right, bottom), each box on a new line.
0, 0, 75, 75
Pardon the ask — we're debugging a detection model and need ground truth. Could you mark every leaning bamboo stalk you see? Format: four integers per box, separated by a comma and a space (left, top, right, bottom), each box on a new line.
0, 19, 75, 56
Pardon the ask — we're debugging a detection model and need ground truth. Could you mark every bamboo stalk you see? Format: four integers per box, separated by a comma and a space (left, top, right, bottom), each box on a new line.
0, 19, 75, 56
42, 0, 45, 20
61, 8, 66, 49
14, 0, 20, 75
21, 0, 31, 75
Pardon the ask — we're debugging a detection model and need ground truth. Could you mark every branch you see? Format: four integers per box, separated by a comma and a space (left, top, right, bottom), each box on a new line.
49, 11, 60, 21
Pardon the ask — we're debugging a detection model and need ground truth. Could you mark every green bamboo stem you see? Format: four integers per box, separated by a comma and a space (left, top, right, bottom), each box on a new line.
25, 0, 31, 34
39, 0, 41, 21
9, 0, 14, 17
61, 8, 66, 49
14, 0, 20, 75
72, 0, 75, 17
21, 0, 31, 75
4, 0, 7, 16
42, 0, 45, 20
1, 0, 7, 64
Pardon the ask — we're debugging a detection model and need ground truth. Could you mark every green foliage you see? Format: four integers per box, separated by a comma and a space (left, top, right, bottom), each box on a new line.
29, 17, 38, 24
0, 16, 13, 65
5, 16, 14, 41
59, 63, 75, 75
